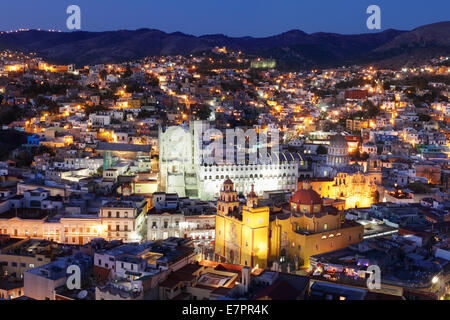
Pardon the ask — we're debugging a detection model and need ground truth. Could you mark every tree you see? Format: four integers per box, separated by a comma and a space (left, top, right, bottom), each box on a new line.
122, 64, 132, 78
137, 109, 153, 119
406, 182, 431, 194
99, 69, 108, 81
316, 145, 327, 155
363, 100, 379, 118
146, 75, 159, 87
195, 104, 212, 120
418, 114, 431, 122
14, 150, 33, 167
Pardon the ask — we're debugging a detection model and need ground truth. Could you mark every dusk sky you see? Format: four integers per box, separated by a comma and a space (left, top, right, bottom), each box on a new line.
1, 0, 449, 36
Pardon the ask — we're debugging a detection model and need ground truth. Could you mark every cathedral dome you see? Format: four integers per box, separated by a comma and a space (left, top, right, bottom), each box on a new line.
223, 178, 233, 185
222, 178, 235, 193
326, 134, 349, 168
330, 134, 347, 148
290, 189, 322, 205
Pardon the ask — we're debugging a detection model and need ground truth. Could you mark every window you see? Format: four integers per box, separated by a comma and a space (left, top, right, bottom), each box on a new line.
324, 224, 328, 230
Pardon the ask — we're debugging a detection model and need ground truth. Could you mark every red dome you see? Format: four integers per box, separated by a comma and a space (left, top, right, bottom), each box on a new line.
290, 189, 322, 205
223, 178, 233, 185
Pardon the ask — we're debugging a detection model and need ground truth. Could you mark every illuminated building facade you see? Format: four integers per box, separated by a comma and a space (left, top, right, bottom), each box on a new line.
309, 156, 382, 209
314, 133, 382, 209
214, 180, 364, 268
99, 200, 148, 242
159, 121, 300, 200
0, 200, 148, 245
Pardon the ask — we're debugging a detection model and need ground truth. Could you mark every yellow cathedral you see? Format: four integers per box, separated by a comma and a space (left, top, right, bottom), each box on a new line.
214, 179, 364, 269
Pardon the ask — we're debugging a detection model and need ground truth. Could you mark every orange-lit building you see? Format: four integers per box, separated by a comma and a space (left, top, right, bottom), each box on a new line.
214, 180, 364, 268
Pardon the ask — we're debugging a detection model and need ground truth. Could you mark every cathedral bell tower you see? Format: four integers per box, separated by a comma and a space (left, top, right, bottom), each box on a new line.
217, 178, 239, 216
246, 184, 258, 208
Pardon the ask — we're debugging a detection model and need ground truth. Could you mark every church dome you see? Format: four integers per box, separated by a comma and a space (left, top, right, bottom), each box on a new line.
290, 189, 322, 205
223, 178, 233, 185
330, 134, 347, 148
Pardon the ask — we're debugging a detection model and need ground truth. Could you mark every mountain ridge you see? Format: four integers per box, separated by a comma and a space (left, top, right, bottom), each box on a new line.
0, 21, 449, 69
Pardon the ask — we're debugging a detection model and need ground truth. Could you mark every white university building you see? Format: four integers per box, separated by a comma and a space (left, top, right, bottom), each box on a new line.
159, 121, 301, 200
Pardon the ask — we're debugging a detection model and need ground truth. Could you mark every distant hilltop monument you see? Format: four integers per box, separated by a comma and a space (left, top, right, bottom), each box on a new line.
251, 58, 276, 69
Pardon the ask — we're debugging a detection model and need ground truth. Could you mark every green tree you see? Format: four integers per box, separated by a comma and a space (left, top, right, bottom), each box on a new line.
122, 64, 132, 78
316, 145, 327, 155
195, 104, 212, 120
99, 69, 108, 81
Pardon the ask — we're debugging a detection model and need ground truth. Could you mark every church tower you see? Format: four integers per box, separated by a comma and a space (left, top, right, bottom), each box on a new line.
217, 178, 239, 216
246, 184, 258, 208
